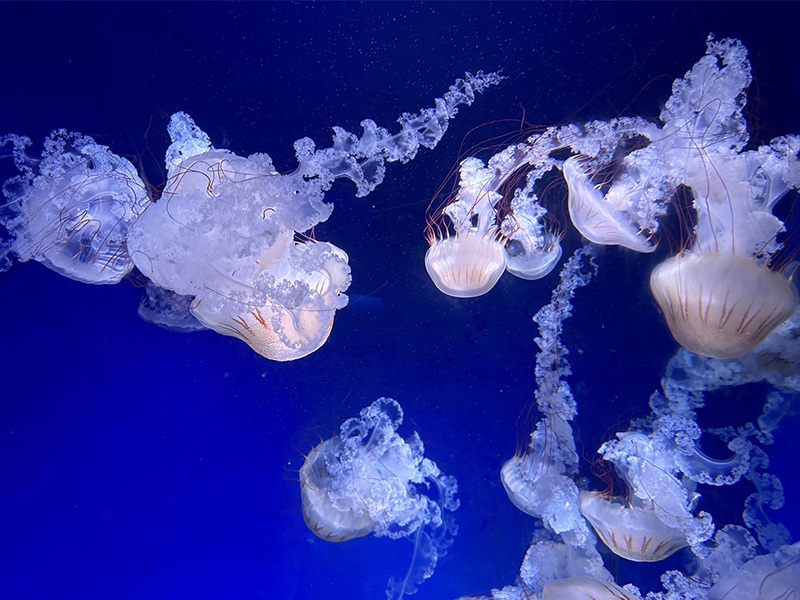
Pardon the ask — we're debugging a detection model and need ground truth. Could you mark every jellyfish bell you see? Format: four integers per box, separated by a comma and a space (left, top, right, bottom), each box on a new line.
299, 398, 459, 596
300, 438, 376, 542
425, 229, 507, 298
579, 491, 689, 562
191, 240, 350, 362
650, 253, 798, 360
563, 155, 656, 254
504, 227, 563, 281
0, 131, 149, 284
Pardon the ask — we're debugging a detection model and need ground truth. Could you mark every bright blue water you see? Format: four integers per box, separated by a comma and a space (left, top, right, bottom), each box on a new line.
0, 3, 798, 600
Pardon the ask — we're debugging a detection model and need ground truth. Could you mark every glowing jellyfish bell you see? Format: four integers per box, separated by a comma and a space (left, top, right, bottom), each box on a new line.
425, 158, 507, 298
579, 491, 689, 562
646, 38, 800, 359
127, 112, 351, 362
299, 398, 459, 598
562, 155, 656, 254
543, 577, 638, 600
0, 131, 149, 284
299, 397, 458, 542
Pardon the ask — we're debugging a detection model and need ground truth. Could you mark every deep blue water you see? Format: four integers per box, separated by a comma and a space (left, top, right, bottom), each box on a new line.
0, 3, 798, 600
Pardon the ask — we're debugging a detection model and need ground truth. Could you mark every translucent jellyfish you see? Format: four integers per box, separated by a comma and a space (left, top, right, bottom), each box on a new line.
500, 248, 597, 546
426, 143, 565, 298
124, 72, 501, 360
562, 156, 656, 253
299, 398, 458, 598
0, 131, 149, 283
650, 253, 798, 360
645, 38, 800, 358
578, 491, 688, 562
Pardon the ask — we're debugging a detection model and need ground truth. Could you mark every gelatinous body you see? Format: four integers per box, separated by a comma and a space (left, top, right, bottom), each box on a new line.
650, 254, 798, 359
425, 232, 506, 298
543, 577, 637, 600
579, 492, 688, 562
563, 157, 655, 253
0, 131, 149, 283
299, 398, 458, 598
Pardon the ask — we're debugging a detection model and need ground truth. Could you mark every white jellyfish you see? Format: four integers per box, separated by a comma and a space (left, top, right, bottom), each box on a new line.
299, 397, 458, 598
646, 38, 800, 359
425, 143, 565, 298
0, 131, 149, 284
578, 491, 689, 562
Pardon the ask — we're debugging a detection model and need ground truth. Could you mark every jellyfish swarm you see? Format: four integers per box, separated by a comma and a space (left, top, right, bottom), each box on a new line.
1, 71, 501, 360
0, 131, 149, 284
124, 72, 501, 360
425, 143, 564, 298
299, 397, 458, 599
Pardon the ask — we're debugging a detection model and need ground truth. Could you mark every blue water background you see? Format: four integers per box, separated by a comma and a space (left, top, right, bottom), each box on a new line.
1, 3, 798, 600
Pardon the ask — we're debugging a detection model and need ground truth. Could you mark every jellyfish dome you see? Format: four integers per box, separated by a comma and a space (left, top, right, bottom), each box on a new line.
644, 38, 800, 359
426, 144, 566, 298
578, 491, 689, 562
299, 397, 458, 597
0, 131, 149, 284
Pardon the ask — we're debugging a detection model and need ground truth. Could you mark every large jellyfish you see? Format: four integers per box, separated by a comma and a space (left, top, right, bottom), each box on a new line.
299, 397, 458, 599
643, 37, 800, 359
1, 71, 501, 360
0, 131, 149, 283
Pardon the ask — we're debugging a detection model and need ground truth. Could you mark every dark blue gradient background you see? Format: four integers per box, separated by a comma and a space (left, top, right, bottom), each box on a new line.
0, 3, 798, 600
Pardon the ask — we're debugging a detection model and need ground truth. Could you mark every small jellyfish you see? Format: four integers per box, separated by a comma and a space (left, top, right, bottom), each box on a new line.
425, 145, 564, 297
299, 398, 458, 598
650, 253, 798, 359
0, 131, 149, 284
579, 491, 689, 562
504, 227, 563, 281
425, 230, 507, 298
425, 157, 508, 298
562, 156, 656, 254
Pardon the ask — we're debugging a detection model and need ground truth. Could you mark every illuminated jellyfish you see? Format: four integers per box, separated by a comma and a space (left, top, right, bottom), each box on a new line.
543, 577, 638, 600
578, 491, 689, 562
707, 528, 800, 600
500, 248, 597, 546
645, 38, 800, 359
425, 142, 565, 298
127, 71, 501, 360
0, 131, 149, 283
299, 397, 458, 599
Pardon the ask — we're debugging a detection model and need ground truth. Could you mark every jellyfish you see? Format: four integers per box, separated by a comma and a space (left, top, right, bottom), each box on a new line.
299, 397, 458, 598
0, 131, 149, 284
543, 577, 638, 600
643, 38, 800, 359
562, 155, 657, 254
500, 248, 597, 546
425, 143, 566, 298
578, 491, 689, 562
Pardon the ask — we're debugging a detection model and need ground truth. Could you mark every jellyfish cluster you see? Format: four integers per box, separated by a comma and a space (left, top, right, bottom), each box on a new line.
426, 36, 799, 363
0, 70, 502, 361
444, 37, 799, 600
2, 33, 800, 600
